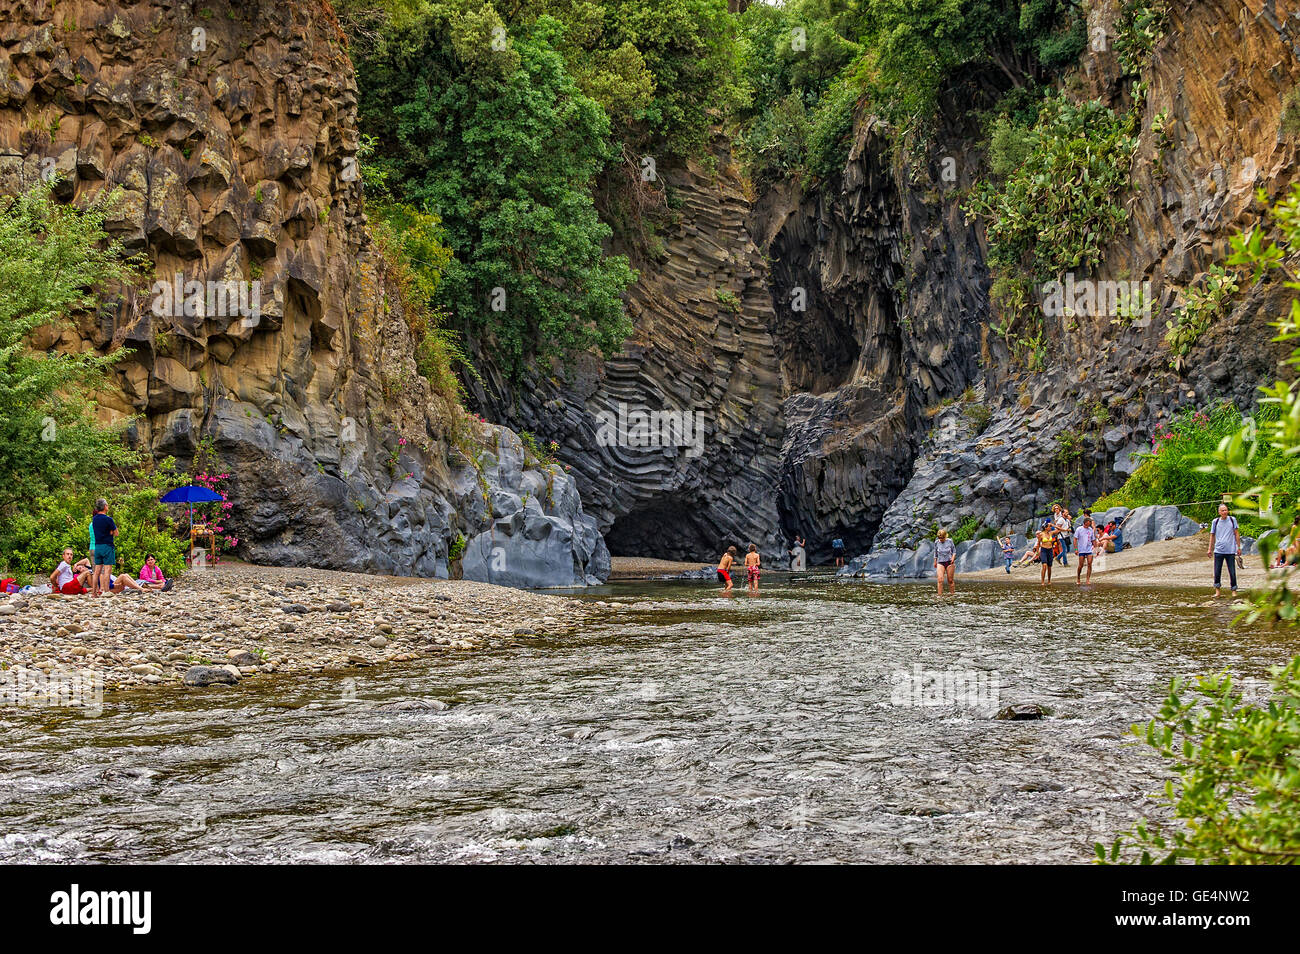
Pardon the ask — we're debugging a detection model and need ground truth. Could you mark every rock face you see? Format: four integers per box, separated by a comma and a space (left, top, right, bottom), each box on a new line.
464, 142, 788, 563
0, 0, 606, 587
813, 0, 1300, 557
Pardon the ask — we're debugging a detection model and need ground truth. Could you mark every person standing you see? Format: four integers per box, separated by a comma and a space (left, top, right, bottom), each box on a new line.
90, 498, 118, 598
1208, 503, 1241, 598
1074, 516, 1096, 585
744, 544, 761, 592
933, 528, 956, 595
789, 535, 807, 571
1054, 506, 1072, 567
832, 536, 846, 567
998, 531, 1016, 573
716, 545, 737, 592
1037, 521, 1057, 586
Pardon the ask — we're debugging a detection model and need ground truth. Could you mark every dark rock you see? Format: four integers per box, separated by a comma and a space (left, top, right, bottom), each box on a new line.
996, 704, 1045, 720
183, 665, 239, 687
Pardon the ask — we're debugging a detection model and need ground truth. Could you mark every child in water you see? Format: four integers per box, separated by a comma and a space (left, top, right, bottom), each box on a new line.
716, 546, 737, 592
744, 544, 761, 591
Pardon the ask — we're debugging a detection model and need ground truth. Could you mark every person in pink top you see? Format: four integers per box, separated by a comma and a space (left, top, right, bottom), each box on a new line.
138, 554, 168, 592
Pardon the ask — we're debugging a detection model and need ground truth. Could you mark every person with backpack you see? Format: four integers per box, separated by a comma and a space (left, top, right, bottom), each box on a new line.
832, 536, 846, 567
1208, 503, 1242, 597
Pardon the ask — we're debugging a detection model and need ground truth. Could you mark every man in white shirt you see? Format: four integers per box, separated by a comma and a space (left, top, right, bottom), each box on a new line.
1208, 503, 1242, 597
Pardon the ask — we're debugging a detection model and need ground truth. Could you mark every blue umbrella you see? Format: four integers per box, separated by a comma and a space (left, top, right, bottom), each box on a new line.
161, 485, 225, 561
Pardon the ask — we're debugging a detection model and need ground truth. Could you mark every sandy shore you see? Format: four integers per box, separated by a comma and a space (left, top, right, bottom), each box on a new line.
608, 556, 710, 579
0, 562, 601, 700
960, 533, 1269, 590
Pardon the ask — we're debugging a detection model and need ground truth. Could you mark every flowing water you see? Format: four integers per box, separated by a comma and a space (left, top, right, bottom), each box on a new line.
1, 575, 1291, 864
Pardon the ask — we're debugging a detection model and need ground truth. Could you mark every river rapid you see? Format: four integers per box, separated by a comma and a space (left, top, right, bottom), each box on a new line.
1, 575, 1290, 864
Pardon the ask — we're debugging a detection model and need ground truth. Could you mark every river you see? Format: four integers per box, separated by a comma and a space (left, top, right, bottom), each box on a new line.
0, 574, 1290, 863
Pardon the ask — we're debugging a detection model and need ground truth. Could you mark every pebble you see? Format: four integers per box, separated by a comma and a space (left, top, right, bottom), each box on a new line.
0, 565, 595, 694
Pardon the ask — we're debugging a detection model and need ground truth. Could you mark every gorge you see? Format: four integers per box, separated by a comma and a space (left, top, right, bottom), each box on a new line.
2, 0, 1299, 578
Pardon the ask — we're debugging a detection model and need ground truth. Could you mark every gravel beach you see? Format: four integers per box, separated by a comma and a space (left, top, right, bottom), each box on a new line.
0, 562, 600, 704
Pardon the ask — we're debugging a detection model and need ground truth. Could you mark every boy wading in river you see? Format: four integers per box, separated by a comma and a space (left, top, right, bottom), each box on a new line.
717, 546, 737, 592
744, 544, 761, 592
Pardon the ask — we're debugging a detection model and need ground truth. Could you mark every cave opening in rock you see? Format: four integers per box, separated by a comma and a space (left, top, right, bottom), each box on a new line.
604, 497, 717, 562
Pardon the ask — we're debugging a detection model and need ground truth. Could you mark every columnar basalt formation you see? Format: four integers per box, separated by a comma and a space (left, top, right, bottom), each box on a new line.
878, 0, 1300, 547
0, 0, 607, 585
465, 145, 789, 562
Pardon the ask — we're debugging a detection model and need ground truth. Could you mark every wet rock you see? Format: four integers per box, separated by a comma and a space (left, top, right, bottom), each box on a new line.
996, 704, 1045, 721
183, 665, 239, 687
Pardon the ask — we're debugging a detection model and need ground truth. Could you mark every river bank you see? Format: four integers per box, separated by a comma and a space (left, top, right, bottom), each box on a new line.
959, 535, 1269, 592
0, 562, 600, 700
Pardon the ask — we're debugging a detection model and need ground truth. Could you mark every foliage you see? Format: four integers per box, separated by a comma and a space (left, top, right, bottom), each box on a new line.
950, 513, 982, 544
1198, 183, 1300, 624
1164, 265, 1241, 369
1101, 659, 1300, 864
0, 460, 188, 581
1091, 402, 1299, 533
1283, 85, 1300, 140
0, 183, 144, 519
1112, 0, 1169, 77
735, 0, 863, 184
967, 93, 1138, 283
366, 197, 474, 400
353, 4, 637, 376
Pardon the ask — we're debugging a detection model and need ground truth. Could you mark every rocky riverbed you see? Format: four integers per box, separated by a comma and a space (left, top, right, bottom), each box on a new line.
0, 563, 601, 704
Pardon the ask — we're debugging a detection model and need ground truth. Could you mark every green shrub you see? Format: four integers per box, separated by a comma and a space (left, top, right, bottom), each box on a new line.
967, 94, 1139, 283
950, 514, 982, 544
1164, 265, 1241, 369
1102, 659, 1300, 864
1091, 402, 1297, 533
0, 462, 188, 581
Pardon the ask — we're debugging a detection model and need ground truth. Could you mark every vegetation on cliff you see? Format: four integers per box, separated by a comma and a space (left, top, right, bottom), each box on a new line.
0, 184, 187, 579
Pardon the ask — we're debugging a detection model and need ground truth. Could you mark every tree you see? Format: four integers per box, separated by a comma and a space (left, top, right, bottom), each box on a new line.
354, 4, 636, 376
0, 183, 142, 517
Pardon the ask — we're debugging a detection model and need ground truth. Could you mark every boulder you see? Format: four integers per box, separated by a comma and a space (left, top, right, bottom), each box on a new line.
183, 665, 239, 687
955, 538, 999, 572
1150, 505, 1202, 541
996, 704, 1045, 720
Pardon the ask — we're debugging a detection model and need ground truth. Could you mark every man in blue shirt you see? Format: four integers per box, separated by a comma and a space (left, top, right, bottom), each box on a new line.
90, 498, 118, 597
1207, 503, 1241, 598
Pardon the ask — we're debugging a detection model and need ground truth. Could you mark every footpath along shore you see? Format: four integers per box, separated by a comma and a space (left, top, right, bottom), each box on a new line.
959, 534, 1269, 590
0, 562, 604, 698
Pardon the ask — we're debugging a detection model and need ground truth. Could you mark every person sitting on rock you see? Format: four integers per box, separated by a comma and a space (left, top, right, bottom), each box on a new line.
50, 548, 91, 595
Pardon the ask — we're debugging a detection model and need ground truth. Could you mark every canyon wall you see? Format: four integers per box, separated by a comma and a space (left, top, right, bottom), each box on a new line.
465, 143, 789, 562
874, 0, 1300, 548
0, 0, 607, 586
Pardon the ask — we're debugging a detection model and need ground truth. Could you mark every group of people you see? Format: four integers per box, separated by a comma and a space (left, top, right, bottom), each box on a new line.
46, 498, 170, 597
716, 544, 763, 592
